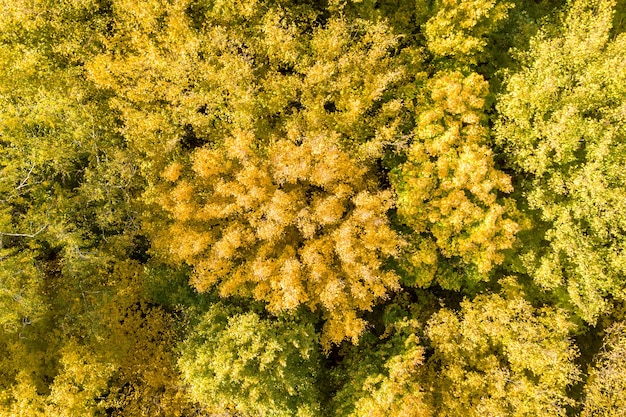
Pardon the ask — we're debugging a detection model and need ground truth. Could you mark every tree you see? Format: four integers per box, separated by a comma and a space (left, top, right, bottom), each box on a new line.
582, 322, 626, 416
88, 2, 413, 348
423, 0, 514, 66
0, 247, 46, 333
331, 294, 436, 417
0, 3, 179, 413
44, 340, 115, 417
153, 130, 403, 349
495, 0, 626, 322
425, 278, 580, 416
93, 261, 196, 417
392, 70, 519, 289
3, 0, 624, 415
178, 303, 322, 417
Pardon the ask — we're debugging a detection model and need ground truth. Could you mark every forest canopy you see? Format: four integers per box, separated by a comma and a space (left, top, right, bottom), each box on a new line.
1, 0, 625, 415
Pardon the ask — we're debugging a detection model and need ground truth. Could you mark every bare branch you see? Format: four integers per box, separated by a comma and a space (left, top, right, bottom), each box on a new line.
15, 164, 35, 190
0, 224, 48, 238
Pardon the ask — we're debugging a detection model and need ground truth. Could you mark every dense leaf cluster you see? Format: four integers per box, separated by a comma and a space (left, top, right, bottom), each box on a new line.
1, 0, 625, 415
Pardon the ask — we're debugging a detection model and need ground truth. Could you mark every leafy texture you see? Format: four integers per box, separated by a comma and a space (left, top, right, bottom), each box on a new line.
423, 0, 514, 65
179, 303, 322, 417
582, 322, 626, 416
496, 0, 626, 321
1, 0, 625, 415
101, 6, 412, 348
425, 279, 580, 416
155, 131, 402, 349
332, 306, 434, 417
394, 71, 518, 288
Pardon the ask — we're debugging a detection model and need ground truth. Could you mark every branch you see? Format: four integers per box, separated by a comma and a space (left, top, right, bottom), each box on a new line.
15, 164, 35, 190
0, 224, 48, 238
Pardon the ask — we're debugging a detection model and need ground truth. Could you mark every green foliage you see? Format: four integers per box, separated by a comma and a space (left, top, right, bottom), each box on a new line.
179, 303, 322, 417
425, 278, 580, 416
496, 0, 626, 322
331, 303, 434, 417
0, 0, 140, 268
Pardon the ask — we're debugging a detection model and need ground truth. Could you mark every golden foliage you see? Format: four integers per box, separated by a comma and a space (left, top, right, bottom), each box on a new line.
95, 262, 195, 417
45, 341, 115, 417
394, 71, 518, 284
154, 132, 403, 349
424, 0, 514, 64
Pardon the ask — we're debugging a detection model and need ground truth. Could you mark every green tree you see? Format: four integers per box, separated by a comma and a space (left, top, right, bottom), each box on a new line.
495, 0, 626, 322
179, 303, 322, 417
331, 294, 436, 417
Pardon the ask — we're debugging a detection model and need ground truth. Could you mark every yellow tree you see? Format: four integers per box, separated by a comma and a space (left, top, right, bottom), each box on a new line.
154, 130, 402, 349
393, 71, 519, 289
86, 0, 412, 348
425, 278, 580, 416
423, 0, 514, 66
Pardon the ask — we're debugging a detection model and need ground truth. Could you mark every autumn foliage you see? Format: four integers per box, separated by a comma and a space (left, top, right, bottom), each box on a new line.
394, 70, 519, 287
153, 130, 402, 348
1, 0, 625, 416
